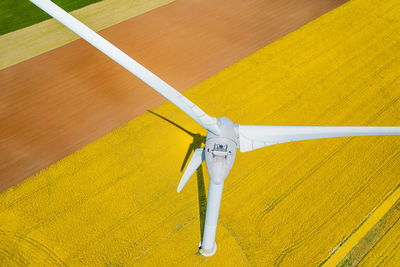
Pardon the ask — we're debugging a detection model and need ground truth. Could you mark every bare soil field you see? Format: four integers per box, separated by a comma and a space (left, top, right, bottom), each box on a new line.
0, 0, 174, 69
0, 0, 347, 191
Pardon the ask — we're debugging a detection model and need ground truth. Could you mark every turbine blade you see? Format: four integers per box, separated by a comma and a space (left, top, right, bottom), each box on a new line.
177, 148, 205, 192
238, 125, 400, 152
29, 0, 220, 135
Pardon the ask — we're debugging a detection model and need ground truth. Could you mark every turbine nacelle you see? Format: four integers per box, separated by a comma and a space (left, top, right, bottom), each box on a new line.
204, 117, 237, 184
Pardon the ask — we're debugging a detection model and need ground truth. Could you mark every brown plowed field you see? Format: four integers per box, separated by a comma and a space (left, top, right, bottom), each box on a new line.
0, 0, 347, 191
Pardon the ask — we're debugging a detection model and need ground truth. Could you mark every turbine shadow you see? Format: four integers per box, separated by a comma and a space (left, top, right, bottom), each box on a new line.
148, 110, 207, 239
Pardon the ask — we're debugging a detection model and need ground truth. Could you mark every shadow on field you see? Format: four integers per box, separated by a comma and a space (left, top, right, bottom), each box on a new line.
148, 110, 208, 239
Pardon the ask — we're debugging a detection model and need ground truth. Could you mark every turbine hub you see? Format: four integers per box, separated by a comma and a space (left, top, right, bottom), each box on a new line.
205, 117, 238, 184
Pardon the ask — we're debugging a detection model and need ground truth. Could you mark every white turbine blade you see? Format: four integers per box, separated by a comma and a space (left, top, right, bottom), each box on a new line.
177, 148, 205, 192
239, 125, 400, 152
29, 0, 220, 135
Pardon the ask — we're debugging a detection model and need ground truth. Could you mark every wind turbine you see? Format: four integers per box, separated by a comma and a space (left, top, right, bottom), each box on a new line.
29, 0, 400, 257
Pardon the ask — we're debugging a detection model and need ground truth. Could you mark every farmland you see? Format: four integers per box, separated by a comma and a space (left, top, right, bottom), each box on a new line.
0, 0, 174, 69
338, 199, 400, 266
360, 215, 400, 266
0, 0, 102, 35
1, 0, 400, 265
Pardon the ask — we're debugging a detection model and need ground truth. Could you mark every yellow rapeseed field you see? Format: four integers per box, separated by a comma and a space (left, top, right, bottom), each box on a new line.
326, 185, 400, 266
358, 203, 400, 266
1, 0, 400, 265
336, 198, 400, 266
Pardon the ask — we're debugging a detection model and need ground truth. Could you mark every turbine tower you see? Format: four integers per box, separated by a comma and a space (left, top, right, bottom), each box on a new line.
29, 0, 400, 256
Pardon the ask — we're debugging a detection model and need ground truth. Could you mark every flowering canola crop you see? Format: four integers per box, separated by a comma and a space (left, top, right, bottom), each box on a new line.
1, 0, 400, 265
358, 204, 400, 266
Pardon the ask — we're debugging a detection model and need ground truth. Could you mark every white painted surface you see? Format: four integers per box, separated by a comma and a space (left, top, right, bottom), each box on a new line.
177, 148, 204, 192
239, 125, 400, 152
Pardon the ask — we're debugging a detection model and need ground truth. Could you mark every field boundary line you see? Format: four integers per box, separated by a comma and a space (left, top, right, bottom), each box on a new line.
0, 0, 174, 69
323, 183, 400, 266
